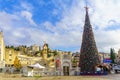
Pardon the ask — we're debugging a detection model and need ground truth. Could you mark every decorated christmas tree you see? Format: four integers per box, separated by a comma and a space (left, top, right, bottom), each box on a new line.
80, 7, 100, 73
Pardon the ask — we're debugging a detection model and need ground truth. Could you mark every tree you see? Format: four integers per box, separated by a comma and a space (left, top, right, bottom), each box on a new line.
35, 51, 41, 56
14, 47, 20, 51
79, 7, 100, 73
110, 48, 116, 64
53, 50, 58, 56
14, 57, 22, 70
10, 45, 14, 49
47, 53, 52, 57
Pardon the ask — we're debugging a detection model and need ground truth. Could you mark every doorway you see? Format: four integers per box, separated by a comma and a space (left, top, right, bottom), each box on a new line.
63, 66, 69, 76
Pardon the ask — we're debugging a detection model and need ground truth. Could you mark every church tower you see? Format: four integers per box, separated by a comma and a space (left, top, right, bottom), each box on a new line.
0, 31, 5, 68
42, 42, 48, 61
79, 7, 100, 73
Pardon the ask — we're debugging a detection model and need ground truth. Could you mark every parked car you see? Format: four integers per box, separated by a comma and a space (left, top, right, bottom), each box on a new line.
113, 65, 120, 73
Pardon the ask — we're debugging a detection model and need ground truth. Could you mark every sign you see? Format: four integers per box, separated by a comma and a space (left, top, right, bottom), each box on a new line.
103, 59, 112, 63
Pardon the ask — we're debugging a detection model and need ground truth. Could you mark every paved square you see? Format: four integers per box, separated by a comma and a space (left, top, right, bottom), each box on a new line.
1, 73, 120, 80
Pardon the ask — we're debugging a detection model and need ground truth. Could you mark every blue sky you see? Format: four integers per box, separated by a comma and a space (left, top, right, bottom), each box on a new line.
0, 0, 120, 53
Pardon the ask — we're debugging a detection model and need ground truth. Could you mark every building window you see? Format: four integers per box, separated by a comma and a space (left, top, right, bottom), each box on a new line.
9, 59, 12, 61
9, 54, 12, 56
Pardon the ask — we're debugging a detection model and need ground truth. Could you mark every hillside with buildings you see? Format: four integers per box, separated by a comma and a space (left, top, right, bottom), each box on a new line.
0, 30, 119, 75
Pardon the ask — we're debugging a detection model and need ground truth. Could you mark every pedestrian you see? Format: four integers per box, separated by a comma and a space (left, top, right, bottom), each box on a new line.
103, 66, 108, 75
96, 66, 101, 73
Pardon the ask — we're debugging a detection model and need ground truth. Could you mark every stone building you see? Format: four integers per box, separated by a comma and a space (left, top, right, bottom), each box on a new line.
37, 42, 54, 68
18, 55, 41, 67
5, 48, 20, 67
115, 49, 120, 64
27, 44, 40, 55
55, 51, 73, 76
30, 44, 40, 52
99, 52, 110, 63
72, 52, 80, 68
0, 31, 5, 69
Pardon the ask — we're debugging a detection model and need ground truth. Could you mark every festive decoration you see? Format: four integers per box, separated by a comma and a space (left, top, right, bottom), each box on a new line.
79, 7, 100, 73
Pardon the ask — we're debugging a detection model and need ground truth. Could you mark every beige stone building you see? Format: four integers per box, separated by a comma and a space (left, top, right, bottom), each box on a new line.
99, 52, 104, 63
98, 52, 110, 63
5, 48, 20, 67
18, 55, 41, 67
39, 43, 54, 68
0, 31, 5, 68
55, 51, 73, 76
115, 49, 120, 64
18, 43, 52, 67
30, 44, 40, 52
24, 44, 40, 55
5, 47, 41, 67
72, 52, 80, 68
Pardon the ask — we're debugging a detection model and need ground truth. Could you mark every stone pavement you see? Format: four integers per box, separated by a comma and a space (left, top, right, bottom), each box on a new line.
102, 74, 120, 80
1, 73, 120, 80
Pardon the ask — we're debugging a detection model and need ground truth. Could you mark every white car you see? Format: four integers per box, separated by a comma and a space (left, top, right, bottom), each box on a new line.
113, 65, 120, 73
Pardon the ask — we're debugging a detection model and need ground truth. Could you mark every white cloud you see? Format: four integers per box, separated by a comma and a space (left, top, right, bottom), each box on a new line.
90, 0, 120, 29
21, 11, 37, 26
95, 30, 120, 53
21, 1, 34, 11
0, 11, 18, 31
48, 0, 120, 53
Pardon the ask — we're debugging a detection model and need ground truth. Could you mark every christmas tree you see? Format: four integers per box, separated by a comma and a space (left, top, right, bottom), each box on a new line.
80, 7, 100, 73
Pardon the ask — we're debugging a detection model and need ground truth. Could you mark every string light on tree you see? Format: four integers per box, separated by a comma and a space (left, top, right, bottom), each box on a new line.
79, 6, 100, 74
